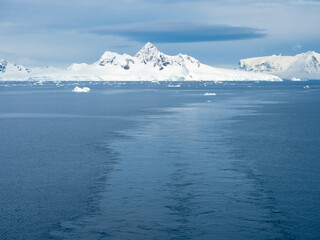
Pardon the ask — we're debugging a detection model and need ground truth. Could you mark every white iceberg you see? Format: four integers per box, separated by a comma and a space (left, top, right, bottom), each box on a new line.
291, 77, 302, 81
204, 92, 216, 96
72, 86, 90, 93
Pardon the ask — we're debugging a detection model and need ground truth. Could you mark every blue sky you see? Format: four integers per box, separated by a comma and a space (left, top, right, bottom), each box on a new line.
1, 0, 320, 68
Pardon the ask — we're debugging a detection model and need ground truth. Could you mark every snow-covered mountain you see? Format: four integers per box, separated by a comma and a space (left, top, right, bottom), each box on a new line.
0, 59, 64, 81
239, 51, 320, 80
0, 59, 31, 80
0, 43, 281, 81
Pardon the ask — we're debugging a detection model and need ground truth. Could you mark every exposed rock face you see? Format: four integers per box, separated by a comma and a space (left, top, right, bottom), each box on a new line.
0, 59, 30, 74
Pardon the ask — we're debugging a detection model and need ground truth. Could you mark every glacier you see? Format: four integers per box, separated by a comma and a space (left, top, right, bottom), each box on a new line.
0, 43, 281, 82
239, 51, 320, 80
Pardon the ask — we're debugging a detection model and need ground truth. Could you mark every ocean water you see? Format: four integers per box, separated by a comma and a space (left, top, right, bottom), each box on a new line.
0, 81, 319, 240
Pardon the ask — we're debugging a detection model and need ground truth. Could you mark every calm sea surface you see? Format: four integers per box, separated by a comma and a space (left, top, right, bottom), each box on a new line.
0, 81, 319, 240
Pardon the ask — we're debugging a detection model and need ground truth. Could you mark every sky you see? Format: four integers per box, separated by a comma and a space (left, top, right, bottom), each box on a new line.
0, 0, 320, 68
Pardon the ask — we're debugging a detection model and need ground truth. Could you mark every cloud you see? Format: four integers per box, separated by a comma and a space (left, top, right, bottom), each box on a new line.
292, 44, 302, 51
87, 22, 266, 43
1, 0, 319, 67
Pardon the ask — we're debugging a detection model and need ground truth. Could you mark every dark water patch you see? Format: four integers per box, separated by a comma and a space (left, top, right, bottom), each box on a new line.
227, 87, 320, 239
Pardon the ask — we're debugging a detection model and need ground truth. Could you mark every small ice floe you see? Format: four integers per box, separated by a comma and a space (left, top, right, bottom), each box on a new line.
207, 100, 212, 103
151, 80, 160, 84
72, 86, 91, 93
304, 85, 310, 89
33, 80, 44, 85
291, 77, 301, 81
204, 92, 216, 96
168, 84, 181, 88
37, 80, 45, 85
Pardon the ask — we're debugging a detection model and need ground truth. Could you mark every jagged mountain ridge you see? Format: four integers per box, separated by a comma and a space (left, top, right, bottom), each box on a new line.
239, 51, 320, 80
135, 42, 200, 70
69, 43, 203, 75
66, 43, 280, 81
0, 59, 30, 74
0, 43, 281, 81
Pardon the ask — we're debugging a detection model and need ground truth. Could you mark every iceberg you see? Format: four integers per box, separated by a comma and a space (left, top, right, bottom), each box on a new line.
72, 86, 91, 93
204, 92, 216, 96
291, 77, 302, 81
168, 84, 181, 88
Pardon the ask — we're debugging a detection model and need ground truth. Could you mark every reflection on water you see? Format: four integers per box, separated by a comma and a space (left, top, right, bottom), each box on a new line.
0, 81, 320, 240
51, 97, 286, 240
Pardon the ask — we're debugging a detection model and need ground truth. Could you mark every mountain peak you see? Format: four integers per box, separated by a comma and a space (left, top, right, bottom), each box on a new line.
304, 51, 318, 56
306, 51, 315, 54
142, 42, 157, 50
135, 42, 160, 59
100, 51, 120, 60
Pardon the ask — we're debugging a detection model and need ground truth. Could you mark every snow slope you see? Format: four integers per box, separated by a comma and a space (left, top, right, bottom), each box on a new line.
0, 59, 31, 80
239, 51, 320, 80
0, 43, 281, 81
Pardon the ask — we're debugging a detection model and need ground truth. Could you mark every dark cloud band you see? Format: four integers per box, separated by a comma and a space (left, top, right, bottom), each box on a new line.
88, 22, 266, 43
